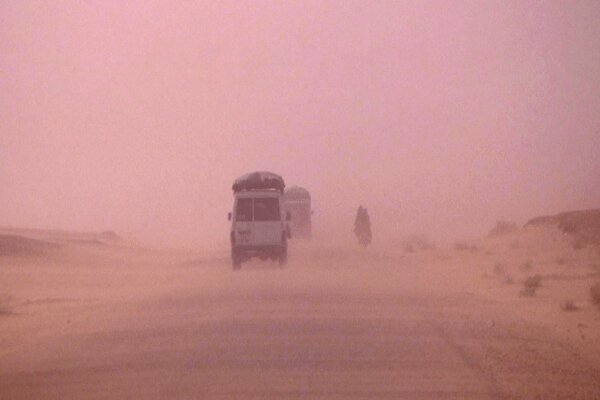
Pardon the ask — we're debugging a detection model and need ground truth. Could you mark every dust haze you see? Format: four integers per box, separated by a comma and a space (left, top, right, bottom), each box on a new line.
2, 2, 600, 399
2, 1, 599, 247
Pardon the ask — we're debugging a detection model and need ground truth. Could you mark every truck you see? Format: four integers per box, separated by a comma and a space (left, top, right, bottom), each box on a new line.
283, 186, 312, 240
228, 171, 290, 270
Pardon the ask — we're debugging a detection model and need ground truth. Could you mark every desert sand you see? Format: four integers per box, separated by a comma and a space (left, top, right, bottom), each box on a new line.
1, 225, 599, 399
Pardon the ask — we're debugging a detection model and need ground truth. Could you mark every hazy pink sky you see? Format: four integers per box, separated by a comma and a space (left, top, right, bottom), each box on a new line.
1, 1, 599, 246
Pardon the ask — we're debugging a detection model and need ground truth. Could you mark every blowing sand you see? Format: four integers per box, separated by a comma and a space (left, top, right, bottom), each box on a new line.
1, 226, 599, 399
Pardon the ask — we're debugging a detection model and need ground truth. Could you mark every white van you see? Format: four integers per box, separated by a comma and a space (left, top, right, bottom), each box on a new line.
229, 172, 290, 270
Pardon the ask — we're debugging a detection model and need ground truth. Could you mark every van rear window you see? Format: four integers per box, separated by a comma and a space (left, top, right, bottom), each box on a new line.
254, 198, 280, 221
235, 198, 253, 221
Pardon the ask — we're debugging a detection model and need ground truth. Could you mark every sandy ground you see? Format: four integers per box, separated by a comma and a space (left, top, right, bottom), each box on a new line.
1, 227, 600, 399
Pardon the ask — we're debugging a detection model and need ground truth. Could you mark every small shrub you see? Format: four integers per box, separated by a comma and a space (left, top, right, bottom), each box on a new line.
556, 257, 567, 265
0, 294, 12, 315
519, 260, 533, 272
488, 220, 518, 237
524, 274, 542, 288
454, 242, 466, 251
591, 283, 600, 307
560, 299, 579, 311
493, 263, 505, 276
573, 239, 586, 250
402, 235, 435, 253
502, 275, 515, 285
454, 242, 478, 253
520, 275, 542, 296
560, 220, 577, 234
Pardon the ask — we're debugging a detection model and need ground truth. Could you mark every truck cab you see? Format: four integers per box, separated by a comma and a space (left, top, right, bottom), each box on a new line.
283, 186, 312, 240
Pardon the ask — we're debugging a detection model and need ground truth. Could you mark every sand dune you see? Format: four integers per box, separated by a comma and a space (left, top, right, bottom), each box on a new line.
526, 208, 600, 247
0, 234, 62, 257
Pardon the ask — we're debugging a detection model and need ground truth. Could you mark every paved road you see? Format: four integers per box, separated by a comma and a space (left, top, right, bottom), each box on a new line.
1, 246, 598, 399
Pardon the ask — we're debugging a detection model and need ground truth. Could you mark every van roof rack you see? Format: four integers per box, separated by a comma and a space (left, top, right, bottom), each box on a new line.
232, 171, 285, 193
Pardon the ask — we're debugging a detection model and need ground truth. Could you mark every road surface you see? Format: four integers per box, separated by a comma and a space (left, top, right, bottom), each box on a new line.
1, 243, 599, 399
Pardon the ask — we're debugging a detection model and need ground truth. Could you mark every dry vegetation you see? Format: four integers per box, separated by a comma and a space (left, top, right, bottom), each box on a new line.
454, 241, 479, 252
591, 283, 600, 308
0, 294, 12, 315
478, 214, 600, 306
402, 234, 436, 253
520, 274, 542, 296
559, 298, 579, 311
488, 220, 518, 237
519, 259, 533, 272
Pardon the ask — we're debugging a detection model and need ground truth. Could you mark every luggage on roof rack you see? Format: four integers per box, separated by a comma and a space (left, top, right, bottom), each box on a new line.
232, 171, 285, 193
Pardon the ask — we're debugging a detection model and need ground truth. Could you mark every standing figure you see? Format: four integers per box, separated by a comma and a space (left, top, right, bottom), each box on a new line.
354, 205, 372, 247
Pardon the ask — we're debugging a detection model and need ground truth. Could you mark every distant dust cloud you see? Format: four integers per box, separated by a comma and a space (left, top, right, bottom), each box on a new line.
1, 1, 599, 248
